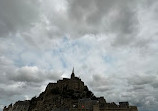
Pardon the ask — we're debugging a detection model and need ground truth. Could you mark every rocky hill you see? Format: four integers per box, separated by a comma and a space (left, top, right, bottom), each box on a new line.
3, 69, 138, 111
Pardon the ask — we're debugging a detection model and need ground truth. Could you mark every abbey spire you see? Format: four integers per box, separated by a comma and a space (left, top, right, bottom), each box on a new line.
71, 67, 75, 78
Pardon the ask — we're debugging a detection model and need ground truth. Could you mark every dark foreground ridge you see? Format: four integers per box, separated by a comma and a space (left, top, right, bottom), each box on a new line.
4, 68, 138, 111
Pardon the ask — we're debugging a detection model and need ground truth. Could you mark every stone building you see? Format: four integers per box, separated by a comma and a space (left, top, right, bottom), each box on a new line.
3, 68, 138, 111
46, 68, 84, 93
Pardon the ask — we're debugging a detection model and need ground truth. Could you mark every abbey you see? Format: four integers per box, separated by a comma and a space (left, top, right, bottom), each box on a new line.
3, 68, 138, 111
46, 68, 85, 93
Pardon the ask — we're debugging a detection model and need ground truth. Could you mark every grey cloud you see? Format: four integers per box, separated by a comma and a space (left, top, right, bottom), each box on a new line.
124, 74, 158, 110
8, 66, 62, 83
151, 82, 158, 88
0, 56, 63, 110
93, 86, 111, 92
24, 0, 139, 48
68, 0, 133, 26
0, 56, 15, 84
87, 70, 158, 111
0, 0, 153, 49
131, 95, 158, 111
0, 82, 44, 111
0, 87, 21, 99
10, 66, 43, 83
88, 74, 108, 87
127, 74, 156, 85
111, 7, 138, 46
87, 74, 121, 93
67, 0, 138, 44
151, 75, 158, 88
0, 0, 40, 37
0, 0, 144, 50
0, 56, 62, 84
132, 85, 145, 91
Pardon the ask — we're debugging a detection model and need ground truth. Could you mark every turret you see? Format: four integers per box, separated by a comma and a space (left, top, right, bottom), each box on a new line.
71, 67, 75, 79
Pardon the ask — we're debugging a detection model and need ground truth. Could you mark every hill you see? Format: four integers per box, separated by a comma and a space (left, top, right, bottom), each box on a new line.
3, 68, 138, 111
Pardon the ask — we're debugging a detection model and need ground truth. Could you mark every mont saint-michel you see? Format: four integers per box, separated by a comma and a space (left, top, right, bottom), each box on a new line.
3, 68, 138, 111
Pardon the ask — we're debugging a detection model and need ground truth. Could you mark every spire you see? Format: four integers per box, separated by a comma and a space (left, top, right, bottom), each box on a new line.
72, 67, 74, 74
71, 67, 75, 78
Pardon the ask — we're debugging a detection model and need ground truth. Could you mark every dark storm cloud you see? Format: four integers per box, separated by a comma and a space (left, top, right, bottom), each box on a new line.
67, 0, 138, 44
0, 0, 40, 37
110, 7, 138, 46
0, 0, 153, 49
0, 0, 145, 50
25, 0, 139, 48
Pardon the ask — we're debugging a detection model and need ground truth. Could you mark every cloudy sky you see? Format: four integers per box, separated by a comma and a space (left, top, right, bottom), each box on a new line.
0, 0, 158, 111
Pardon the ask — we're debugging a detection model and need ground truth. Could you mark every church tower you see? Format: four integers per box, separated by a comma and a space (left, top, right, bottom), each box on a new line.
71, 67, 75, 79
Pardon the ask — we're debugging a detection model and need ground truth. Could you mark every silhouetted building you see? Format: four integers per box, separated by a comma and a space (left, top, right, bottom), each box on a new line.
3, 68, 138, 111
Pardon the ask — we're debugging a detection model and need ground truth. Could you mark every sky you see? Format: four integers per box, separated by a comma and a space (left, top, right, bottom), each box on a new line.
0, 0, 158, 111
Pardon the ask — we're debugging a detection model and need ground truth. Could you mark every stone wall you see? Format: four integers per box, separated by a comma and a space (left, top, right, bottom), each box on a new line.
3, 101, 30, 111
